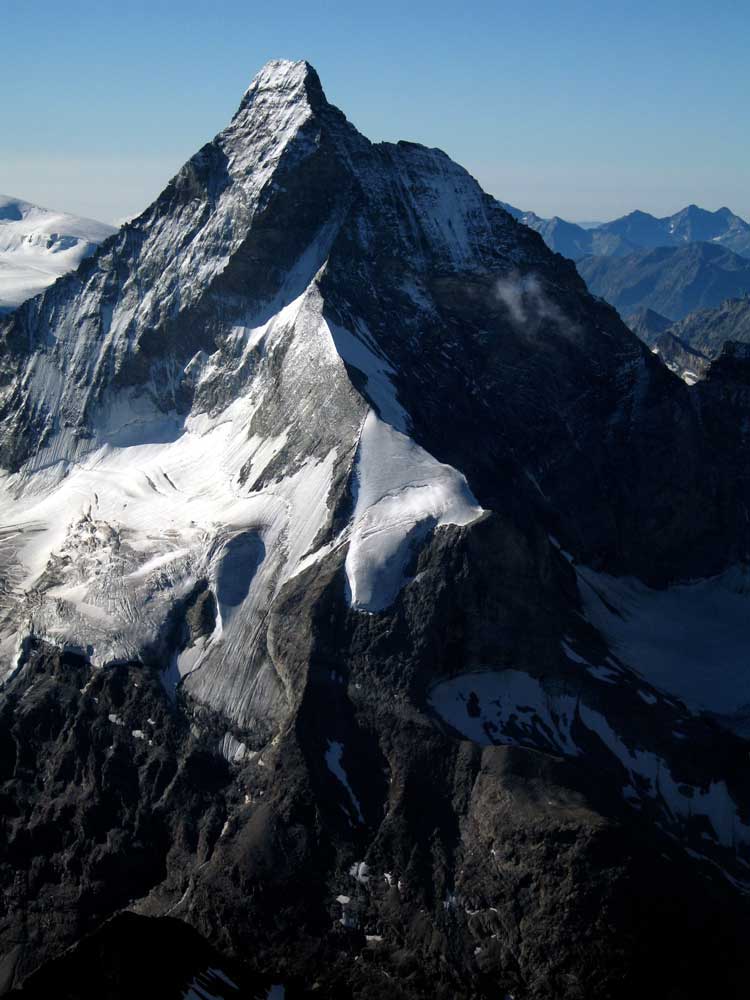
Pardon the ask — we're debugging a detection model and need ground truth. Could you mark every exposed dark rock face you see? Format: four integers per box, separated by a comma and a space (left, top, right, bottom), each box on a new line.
0, 644, 236, 988
1, 60, 750, 999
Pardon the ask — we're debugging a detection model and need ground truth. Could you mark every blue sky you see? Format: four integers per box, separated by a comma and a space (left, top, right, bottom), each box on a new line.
1, 0, 747, 224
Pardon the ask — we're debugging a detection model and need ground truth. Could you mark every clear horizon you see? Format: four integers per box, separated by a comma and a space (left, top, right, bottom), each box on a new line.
2, 0, 748, 226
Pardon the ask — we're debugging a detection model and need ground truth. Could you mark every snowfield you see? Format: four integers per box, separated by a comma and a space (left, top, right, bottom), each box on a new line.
576, 564, 750, 728
0, 194, 116, 312
345, 411, 484, 612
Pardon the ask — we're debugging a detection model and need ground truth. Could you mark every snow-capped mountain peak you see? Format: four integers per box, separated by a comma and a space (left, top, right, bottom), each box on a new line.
0, 194, 117, 313
239, 58, 324, 107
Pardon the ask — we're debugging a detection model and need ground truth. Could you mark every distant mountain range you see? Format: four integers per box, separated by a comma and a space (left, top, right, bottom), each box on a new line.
576, 242, 750, 321
0, 195, 116, 313
500, 203, 750, 261
629, 297, 750, 383
500, 202, 750, 349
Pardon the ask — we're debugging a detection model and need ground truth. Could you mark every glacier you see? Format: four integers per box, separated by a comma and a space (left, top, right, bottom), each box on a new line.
0, 194, 116, 313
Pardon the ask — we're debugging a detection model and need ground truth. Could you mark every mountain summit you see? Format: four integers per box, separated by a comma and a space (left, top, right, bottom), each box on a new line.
1, 60, 749, 998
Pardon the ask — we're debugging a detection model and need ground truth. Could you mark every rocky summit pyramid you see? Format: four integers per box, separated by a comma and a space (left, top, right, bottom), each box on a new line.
1, 61, 750, 999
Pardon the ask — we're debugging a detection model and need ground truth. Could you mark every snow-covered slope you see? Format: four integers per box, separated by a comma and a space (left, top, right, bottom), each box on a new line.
576, 564, 750, 726
0, 194, 116, 313
0, 273, 481, 723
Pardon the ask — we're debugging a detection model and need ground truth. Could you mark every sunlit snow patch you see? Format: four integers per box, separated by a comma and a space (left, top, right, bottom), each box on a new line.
428, 670, 579, 754
0, 194, 116, 312
345, 411, 483, 612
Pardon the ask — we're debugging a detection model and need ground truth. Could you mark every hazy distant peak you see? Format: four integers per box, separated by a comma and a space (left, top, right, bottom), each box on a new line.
0, 194, 116, 313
